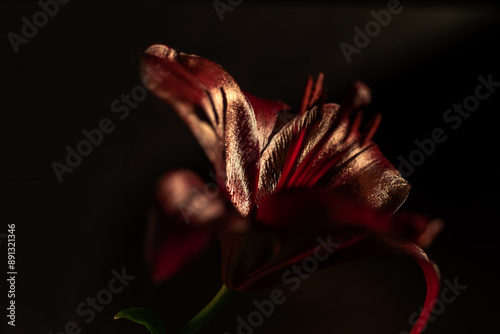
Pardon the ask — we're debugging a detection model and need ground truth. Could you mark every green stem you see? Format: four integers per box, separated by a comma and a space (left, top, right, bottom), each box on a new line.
175, 284, 238, 334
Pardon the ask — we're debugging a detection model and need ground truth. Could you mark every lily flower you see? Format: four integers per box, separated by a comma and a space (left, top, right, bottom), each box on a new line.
136, 44, 441, 334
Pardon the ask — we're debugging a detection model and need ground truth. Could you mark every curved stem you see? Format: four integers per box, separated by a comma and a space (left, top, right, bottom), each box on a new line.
175, 284, 238, 334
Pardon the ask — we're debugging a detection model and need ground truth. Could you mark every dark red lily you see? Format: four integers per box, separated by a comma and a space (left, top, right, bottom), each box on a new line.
140, 44, 441, 334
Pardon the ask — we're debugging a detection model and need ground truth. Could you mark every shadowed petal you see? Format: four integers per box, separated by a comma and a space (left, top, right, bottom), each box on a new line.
221, 188, 438, 293
219, 199, 440, 334
145, 170, 225, 282
147, 221, 213, 283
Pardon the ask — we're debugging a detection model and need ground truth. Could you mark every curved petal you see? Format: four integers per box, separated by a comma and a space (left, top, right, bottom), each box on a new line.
323, 142, 411, 213
225, 233, 440, 334
140, 45, 260, 216
243, 92, 290, 151
145, 170, 225, 282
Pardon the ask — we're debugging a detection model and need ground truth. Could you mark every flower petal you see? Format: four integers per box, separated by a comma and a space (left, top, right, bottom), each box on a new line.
140, 45, 224, 174
140, 45, 260, 216
323, 142, 411, 213
243, 92, 290, 151
145, 170, 225, 282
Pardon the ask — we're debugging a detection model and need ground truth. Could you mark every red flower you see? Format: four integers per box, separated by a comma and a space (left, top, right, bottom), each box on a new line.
141, 44, 441, 334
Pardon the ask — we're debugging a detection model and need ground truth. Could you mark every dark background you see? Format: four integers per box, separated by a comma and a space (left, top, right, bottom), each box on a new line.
1, 1, 499, 333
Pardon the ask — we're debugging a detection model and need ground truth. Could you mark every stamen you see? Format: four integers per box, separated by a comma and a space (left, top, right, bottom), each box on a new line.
348, 110, 363, 140
341, 80, 372, 111
309, 73, 324, 108
362, 113, 381, 146
275, 122, 308, 191
299, 75, 313, 115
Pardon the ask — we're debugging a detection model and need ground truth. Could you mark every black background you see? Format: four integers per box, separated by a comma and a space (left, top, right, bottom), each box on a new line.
1, 1, 499, 333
